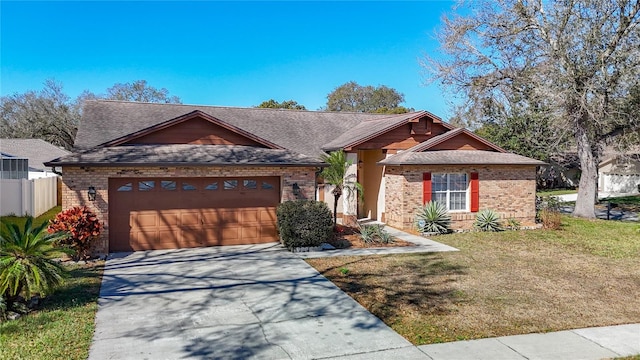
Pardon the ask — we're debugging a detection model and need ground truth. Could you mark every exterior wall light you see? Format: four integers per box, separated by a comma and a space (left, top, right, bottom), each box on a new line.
88, 186, 97, 201
292, 183, 301, 197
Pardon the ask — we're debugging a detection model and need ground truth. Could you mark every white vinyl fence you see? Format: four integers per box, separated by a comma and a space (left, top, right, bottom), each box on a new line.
0, 176, 58, 217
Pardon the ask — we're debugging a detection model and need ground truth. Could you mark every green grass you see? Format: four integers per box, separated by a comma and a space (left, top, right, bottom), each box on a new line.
0, 205, 62, 229
0, 262, 104, 360
308, 215, 640, 345
536, 189, 577, 196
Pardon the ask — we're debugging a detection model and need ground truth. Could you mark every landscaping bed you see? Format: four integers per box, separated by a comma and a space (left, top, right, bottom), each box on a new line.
306, 216, 640, 345
328, 224, 415, 249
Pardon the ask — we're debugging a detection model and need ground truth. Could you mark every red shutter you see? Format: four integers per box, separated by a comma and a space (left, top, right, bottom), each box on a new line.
470, 172, 479, 212
423, 172, 432, 204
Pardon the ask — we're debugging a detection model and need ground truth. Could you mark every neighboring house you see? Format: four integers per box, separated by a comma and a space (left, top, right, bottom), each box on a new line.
46, 100, 544, 254
0, 138, 70, 179
599, 147, 640, 194
0, 139, 68, 217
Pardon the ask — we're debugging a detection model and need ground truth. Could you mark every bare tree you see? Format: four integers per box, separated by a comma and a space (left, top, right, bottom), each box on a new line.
426, 0, 640, 218
0, 79, 79, 149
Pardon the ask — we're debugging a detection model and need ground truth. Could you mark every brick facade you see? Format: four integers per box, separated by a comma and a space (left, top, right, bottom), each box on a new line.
61, 166, 318, 254
384, 165, 537, 231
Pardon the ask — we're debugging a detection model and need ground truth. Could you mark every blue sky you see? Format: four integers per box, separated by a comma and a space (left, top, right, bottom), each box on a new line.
1, 1, 456, 118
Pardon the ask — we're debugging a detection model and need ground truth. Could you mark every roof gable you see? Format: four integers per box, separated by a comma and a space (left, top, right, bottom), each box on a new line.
101, 110, 282, 149
405, 128, 506, 153
322, 112, 455, 151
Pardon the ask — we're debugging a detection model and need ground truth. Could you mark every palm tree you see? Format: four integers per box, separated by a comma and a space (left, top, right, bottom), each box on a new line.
320, 150, 363, 225
0, 217, 68, 310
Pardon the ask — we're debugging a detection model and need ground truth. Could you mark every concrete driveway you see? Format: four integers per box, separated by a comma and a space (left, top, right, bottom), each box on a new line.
89, 243, 424, 360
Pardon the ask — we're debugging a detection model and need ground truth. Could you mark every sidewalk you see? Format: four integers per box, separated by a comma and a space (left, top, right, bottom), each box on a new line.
416, 323, 640, 360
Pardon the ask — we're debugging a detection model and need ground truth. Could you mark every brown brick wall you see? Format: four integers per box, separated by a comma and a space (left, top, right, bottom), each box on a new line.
384, 165, 537, 231
61, 166, 318, 254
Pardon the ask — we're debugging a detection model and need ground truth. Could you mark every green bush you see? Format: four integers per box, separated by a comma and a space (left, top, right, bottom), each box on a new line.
0, 217, 68, 314
474, 209, 504, 232
276, 200, 334, 250
415, 201, 451, 234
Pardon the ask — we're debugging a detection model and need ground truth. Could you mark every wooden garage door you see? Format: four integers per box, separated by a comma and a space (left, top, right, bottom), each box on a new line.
108, 177, 280, 251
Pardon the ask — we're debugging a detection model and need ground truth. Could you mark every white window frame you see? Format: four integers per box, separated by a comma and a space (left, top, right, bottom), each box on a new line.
432, 172, 470, 212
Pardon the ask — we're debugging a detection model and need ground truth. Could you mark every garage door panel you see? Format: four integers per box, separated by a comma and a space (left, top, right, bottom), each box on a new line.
260, 208, 277, 222
241, 209, 260, 222
109, 176, 280, 251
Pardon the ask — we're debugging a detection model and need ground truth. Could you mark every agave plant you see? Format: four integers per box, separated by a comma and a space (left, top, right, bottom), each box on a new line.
0, 217, 69, 310
473, 209, 504, 232
415, 201, 451, 234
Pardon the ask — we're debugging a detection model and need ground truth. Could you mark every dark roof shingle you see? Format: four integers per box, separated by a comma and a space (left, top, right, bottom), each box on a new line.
45, 144, 325, 167
379, 150, 546, 166
0, 139, 71, 171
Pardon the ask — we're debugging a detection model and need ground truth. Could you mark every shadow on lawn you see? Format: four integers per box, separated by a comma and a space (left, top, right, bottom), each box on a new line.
315, 253, 469, 319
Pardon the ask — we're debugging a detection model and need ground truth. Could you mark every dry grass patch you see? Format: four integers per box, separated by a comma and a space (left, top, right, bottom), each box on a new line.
306, 216, 640, 345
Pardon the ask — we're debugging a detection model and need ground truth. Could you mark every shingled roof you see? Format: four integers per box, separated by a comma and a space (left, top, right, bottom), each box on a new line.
76, 100, 394, 157
378, 150, 546, 166
45, 145, 325, 167
0, 138, 70, 171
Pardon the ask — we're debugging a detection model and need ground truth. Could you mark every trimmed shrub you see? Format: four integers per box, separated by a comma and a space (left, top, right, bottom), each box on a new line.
48, 206, 102, 261
415, 201, 451, 234
276, 200, 334, 250
474, 209, 504, 232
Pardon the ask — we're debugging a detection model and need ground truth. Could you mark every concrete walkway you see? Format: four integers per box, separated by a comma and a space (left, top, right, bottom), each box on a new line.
89, 244, 424, 359
418, 324, 640, 360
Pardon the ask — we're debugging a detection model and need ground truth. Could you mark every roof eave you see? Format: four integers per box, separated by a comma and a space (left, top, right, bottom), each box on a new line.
46, 161, 327, 168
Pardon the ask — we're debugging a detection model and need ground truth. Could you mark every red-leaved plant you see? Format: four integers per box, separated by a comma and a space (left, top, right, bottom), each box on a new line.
48, 206, 102, 261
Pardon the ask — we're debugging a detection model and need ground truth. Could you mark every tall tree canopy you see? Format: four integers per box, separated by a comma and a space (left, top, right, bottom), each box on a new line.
1, 79, 183, 149
325, 81, 411, 113
255, 99, 306, 110
426, 0, 640, 218
96, 80, 181, 104
0, 80, 78, 149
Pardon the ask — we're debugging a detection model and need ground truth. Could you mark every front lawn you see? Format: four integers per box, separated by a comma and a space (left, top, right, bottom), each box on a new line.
536, 189, 577, 196
1, 205, 62, 229
0, 261, 104, 360
306, 216, 640, 345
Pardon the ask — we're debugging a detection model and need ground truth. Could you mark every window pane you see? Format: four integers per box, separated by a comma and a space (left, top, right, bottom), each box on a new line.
117, 183, 133, 192
205, 182, 218, 190
450, 191, 466, 210
139, 181, 155, 191
450, 174, 467, 191
182, 182, 197, 191
262, 181, 274, 190
433, 193, 447, 206
432, 173, 447, 191
161, 180, 176, 191
224, 180, 238, 190
243, 179, 257, 189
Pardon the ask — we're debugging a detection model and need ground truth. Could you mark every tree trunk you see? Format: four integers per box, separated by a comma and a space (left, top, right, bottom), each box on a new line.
573, 122, 598, 218
333, 194, 340, 225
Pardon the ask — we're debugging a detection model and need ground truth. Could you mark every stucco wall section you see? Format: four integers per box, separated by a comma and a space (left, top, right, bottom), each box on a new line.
61, 166, 318, 254
384, 165, 537, 231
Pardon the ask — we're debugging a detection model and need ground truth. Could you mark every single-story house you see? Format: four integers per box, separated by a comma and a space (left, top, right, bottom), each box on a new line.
0, 138, 70, 179
46, 100, 544, 254
599, 147, 640, 194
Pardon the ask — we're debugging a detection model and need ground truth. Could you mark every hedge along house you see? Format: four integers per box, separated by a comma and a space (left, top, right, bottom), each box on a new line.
46, 100, 544, 254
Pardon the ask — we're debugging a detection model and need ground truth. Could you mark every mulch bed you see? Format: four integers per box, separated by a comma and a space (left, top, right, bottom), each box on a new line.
327, 224, 416, 249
